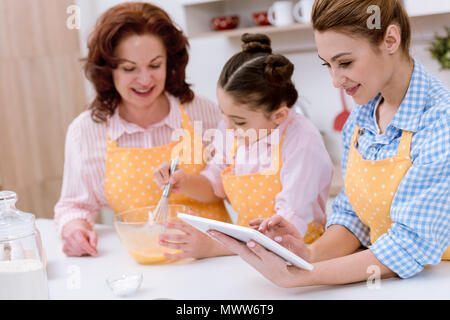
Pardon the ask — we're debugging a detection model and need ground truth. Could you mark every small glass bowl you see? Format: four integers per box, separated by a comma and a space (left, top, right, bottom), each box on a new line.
106, 273, 143, 297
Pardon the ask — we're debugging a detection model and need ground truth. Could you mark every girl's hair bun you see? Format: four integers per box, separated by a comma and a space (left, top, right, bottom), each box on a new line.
264, 54, 294, 87
219, 33, 298, 112
241, 33, 272, 54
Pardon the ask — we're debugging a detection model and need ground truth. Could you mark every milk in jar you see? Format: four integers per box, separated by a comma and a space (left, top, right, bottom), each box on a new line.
0, 191, 49, 299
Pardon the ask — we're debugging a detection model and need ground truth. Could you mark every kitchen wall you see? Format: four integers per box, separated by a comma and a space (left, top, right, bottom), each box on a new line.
75, 0, 450, 165
0, 0, 87, 218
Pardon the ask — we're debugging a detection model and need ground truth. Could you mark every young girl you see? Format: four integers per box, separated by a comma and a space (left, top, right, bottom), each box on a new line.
154, 33, 333, 260
208, 0, 450, 287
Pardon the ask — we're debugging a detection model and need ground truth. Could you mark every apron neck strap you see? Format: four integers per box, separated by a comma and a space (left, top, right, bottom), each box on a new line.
351, 126, 413, 158
178, 104, 191, 130
106, 118, 117, 147
351, 126, 362, 148
228, 118, 294, 167
397, 130, 413, 158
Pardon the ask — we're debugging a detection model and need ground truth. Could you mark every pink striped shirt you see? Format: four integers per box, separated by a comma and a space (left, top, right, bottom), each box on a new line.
201, 109, 334, 236
54, 93, 222, 236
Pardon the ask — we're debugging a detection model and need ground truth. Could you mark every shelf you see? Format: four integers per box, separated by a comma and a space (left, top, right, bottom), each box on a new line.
190, 22, 312, 39
403, 0, 450, 17
183, 0, 450, 40
179, 0, 224, 6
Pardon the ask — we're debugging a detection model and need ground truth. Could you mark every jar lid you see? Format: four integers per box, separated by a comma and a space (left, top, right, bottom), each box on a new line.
0, 191, 35, 241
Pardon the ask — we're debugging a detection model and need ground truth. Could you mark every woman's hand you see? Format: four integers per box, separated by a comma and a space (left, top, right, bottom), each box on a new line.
207, 230, 309, 288
153, 161, 189, 194
249, 215, 312, 262
158, 219, 232, 260
61, 219, 98, 257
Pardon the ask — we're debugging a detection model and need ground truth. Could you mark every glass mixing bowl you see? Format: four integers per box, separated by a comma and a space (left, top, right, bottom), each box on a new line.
113, 205, 189, 265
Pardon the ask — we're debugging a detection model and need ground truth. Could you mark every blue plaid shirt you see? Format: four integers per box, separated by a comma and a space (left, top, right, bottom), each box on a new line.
327, 60, 450, 278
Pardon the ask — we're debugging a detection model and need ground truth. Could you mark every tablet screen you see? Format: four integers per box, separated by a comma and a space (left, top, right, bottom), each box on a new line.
178, 213, 313, 271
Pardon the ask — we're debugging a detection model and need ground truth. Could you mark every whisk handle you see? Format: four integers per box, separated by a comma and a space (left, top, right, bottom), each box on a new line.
162, 184, 172, 198
162, 158, 179, 198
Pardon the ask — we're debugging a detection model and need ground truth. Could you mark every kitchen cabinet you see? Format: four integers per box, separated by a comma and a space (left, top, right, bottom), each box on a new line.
180, 0, 312, 39
192, 21, 311, 39
180, 0, 450, 39
403, 0, 450, 17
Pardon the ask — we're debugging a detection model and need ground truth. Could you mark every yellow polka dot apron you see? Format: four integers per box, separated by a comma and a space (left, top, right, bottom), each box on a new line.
345, 126, 450, 260
105, 104, 230, 264
221, 122, 324, 244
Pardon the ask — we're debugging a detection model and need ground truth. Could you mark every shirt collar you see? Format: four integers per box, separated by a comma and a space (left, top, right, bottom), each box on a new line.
256, 107, 297, 147
108, 92, 181, 141
356, 59, 429, 134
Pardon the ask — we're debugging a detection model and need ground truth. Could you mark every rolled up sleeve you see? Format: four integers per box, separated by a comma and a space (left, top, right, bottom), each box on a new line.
326, 189, 371, 247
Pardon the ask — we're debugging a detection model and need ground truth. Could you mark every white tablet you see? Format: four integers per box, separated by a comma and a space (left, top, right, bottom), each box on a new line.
177, 213, 313, 271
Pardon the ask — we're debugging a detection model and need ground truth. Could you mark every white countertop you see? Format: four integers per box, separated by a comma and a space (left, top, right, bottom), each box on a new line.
36, 219, 450, 300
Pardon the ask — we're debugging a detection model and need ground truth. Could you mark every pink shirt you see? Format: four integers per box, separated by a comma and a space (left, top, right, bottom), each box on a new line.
54, 93, 222, 236
201, 109, 333, 236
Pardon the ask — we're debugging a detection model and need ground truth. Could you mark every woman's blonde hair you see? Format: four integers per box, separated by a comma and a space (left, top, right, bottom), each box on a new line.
312, 0, 411, 56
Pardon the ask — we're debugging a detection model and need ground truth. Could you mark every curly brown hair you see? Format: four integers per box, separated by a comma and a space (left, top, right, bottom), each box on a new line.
83, 2, 194, 123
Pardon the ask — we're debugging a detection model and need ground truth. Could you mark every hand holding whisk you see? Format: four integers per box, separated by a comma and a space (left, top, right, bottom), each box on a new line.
147, 158, 179, 227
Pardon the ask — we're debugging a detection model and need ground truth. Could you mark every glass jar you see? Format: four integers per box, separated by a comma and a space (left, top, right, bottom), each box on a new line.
0, 191, 49, 299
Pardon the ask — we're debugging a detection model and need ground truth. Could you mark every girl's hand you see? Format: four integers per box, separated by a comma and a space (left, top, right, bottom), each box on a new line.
207, 230, 308, 288
249, 215, 312, 261
153, 162, 189, 194
61, 219, 98, 257
159, 220, 225, 260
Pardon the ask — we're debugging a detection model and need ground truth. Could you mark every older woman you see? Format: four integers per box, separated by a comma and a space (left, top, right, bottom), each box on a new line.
55, 2, 230, 257
209, 0, 449, 287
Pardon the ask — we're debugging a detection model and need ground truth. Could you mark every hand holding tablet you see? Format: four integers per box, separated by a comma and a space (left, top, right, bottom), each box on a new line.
177, 213, 313, 271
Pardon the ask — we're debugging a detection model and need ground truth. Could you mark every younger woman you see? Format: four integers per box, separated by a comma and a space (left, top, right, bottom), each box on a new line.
154, 33, 333, 260
209, 0, 450, 287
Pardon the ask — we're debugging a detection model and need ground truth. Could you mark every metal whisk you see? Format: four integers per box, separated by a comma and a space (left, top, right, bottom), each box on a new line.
148, 158, 179, 228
